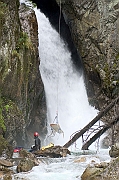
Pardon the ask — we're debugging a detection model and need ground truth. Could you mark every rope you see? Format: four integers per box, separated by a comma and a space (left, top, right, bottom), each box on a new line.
59, 0, 62, 35
56, 0, 62, 123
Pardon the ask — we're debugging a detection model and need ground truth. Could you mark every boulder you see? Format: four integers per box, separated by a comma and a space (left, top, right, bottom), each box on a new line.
34, 145, 71, 158
81, 157, 119, 180
16, 149, 41, 172
0, 159, 13, 167
109, 143, 119, 158
81, 166, 103, 180
81, 162, 109, 180
3, 174, 12, 180
74, 156, 86, 163
19, 149, 35, 159
16, 158, 36, 173
0, 136, 13, 158
0, 164, 13, 180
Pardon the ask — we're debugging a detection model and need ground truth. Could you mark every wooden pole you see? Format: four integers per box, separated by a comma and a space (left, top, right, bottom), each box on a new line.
63, 96, 119, 148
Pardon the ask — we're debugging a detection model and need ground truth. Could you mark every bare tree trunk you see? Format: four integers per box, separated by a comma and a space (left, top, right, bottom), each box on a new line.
63, 96, 119, 148
82, 115, 119, 150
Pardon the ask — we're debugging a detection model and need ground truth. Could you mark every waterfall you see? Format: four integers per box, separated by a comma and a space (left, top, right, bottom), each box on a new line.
34, 8, 99, 149
19, 0, 99, 149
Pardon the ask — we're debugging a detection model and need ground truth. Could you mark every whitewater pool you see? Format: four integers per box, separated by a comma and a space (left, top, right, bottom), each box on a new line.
12, 149, 110, 180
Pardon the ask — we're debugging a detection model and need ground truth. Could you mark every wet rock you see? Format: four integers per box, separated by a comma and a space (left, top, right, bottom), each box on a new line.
81, 158, 119, 180
16, 149, 41, 172
16, 158, 36, 173
74, 156, 86, 163
3, 174, 12, 180
0, 159, 13, 167
0, 171, 3, 179
81, 161, 109, 180
19, 149, 35, 159
34, 145, 71, 158
109, 143, 119, 158
0, 136, 10, 157
0, 166, 13, 180
81, 166, 103, 180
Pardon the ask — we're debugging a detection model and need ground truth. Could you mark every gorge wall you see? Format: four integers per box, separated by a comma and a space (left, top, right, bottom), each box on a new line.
54, 0, 119, 104
0, 0, 46, 148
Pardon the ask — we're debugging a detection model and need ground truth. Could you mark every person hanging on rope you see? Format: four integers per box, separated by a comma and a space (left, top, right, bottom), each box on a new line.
49, 112, 64, 136
49, 113, 58, 136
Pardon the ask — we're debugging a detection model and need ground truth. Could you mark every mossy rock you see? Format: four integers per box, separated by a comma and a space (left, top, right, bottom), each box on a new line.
19, 149, 34, 159
17, 158, 35, 172
0, 135, 13, 158
0, 135, 8, 155
81, 166, 103, 180
3, 174, 12, 180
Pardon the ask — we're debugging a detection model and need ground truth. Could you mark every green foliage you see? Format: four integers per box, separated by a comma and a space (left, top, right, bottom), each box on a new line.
116, 52, 119, 60
4, 104, 12, 112
29, 0, 37, 8
0, 96, 6, 131
0, 96, 13, 131
0, 2, 7, 20
12, 49, 20, 59
0, 2, 7, 37
16, 32, 33, 51
102, 57, 119, 97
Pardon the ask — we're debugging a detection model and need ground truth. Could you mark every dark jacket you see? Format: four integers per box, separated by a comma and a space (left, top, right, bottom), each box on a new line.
30, 137, 41, 152
34, 136, 41, 150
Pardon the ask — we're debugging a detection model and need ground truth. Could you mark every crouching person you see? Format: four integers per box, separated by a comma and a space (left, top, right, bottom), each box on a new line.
30, 132, 41, 152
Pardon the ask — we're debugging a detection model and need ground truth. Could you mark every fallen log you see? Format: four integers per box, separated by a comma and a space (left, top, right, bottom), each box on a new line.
63, 96, 119, 148
82, 115, 119, 150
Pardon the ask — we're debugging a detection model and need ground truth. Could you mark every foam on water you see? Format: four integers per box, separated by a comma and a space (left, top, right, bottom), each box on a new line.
13, 149, 110, 180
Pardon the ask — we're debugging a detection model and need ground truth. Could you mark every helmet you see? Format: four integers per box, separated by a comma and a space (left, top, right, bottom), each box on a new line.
34, 132, 39, 137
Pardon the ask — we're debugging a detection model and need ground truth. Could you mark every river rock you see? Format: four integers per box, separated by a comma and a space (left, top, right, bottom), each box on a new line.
34, 145, 71, 158
19, 149, 35, 159
81, 161, 109, 180
81, 166, 103, 180
109, 143, 119, 158
0, 159, 13, 167
81, 158, 119, 180
3, 174, 12, 180
74, 156, 86, 163
16, 158, 36, 173
19, 149, 40, 164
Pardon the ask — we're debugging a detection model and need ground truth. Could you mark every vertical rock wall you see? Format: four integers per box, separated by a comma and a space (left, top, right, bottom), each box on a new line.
56, 0, 119, 106
0, 0, 46, 148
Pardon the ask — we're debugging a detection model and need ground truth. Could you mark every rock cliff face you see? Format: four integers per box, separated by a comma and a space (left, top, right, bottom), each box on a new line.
56, 0, 119, 106
54, 0, 119, 146
0, 0, 46, 147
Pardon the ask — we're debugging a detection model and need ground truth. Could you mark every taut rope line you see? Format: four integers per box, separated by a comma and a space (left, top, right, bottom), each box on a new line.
56, 0, 62, 123
49, 0, 64, 138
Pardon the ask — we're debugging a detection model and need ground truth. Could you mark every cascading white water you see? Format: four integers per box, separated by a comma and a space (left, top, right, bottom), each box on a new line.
35, 8, 99, 149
